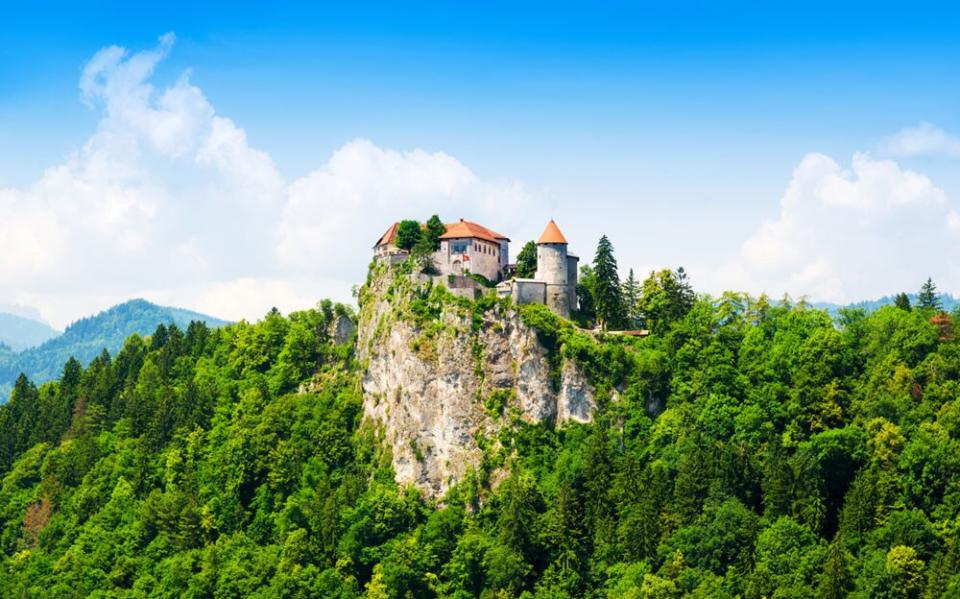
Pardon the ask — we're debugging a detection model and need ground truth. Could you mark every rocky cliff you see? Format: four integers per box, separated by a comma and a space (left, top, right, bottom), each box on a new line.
356, 264, 596, 499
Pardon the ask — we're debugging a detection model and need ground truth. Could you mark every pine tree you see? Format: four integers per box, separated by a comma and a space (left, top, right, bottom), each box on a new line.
924, 537, 960, 598
621, 268, 641, 328
675, 267, 695, 312
673, 436, 712, 523
0, 375, 41, 472
917, 278, 942, 311
496, 468, 542, 562
894, 292, 912, 311
592, 235, 624, 330
818, 534, 852, 598
761, 436, 793, 518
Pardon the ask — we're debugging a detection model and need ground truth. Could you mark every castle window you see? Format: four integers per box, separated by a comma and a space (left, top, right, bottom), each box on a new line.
452, 241, 469, 254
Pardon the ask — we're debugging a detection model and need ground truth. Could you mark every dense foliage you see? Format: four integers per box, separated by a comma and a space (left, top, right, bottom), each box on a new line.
515, 241, 538, 279
2, 266, 960, 596
0, 299, 228, 401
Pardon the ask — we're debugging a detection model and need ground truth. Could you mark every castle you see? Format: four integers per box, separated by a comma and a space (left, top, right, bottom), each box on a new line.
373, 218, 579, 317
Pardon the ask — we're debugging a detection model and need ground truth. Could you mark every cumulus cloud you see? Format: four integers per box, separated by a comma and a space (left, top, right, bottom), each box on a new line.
712, 152, 956, 303
277, 140, 535, 276
880, 122, 960, 159
1, 34, 535, 328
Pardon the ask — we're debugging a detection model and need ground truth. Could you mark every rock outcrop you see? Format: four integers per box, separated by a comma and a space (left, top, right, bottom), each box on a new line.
357, 267, 595, 499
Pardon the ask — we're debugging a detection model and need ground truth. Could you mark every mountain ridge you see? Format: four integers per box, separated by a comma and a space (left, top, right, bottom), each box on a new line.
0, 298, 228, 401
0, 313, 59, 352
812, 291, 958, 315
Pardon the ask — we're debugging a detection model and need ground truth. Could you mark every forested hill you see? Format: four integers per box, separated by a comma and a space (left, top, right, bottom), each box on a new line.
814, 292, 959, 315
2, 262, 960, 596
0, 299, 228, 401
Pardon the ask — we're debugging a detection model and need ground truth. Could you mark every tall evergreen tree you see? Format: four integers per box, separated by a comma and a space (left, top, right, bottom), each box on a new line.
496, 468, 542, 563
760, 437, 793, 519
818, 534, 852, 598
621, 268, 641, 328
0, 374, 40, 471
917, 278, 942, 311
894, 292, 912, 311
592, 235, 624, 330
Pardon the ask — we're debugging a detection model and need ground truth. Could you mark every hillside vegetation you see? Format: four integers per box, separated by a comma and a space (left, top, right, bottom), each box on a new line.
0, 299, 228, 401
0, 264, 960, 596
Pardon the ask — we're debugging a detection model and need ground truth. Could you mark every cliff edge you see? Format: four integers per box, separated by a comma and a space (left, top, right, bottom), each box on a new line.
356, 263, 596, 499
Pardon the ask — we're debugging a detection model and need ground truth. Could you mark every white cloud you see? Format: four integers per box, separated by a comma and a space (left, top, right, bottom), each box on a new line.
0, 34, 535, 329
277, 139, 535, 277
140, 277, 353, 324
880, 122, 960, 159
711, 152, 956, 303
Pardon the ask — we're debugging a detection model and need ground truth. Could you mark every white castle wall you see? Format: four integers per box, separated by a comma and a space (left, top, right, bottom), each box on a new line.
434, 239, 503, 281
512, 279, 547, 305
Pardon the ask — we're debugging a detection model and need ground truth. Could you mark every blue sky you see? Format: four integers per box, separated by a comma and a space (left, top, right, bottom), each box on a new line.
2, 2, 960, 326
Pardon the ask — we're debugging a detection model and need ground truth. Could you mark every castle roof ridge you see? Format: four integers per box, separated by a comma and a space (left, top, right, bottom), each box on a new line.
438, 219, 510, 243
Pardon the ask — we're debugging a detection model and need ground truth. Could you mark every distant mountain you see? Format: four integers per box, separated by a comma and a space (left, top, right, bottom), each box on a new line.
812, 292, 959, 315
0, 299, 228, 401
0, 312, 60, 352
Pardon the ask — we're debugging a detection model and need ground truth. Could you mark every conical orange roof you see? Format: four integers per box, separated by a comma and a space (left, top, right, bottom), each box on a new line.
537, 219, 568, 244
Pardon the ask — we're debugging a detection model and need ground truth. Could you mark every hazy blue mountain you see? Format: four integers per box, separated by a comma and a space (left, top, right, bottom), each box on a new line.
0, 299, 228, 401
812, 292, 959, 315
0, 312, 60, 352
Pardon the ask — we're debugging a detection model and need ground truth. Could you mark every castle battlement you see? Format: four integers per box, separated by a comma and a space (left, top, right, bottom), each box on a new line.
373, 218, 579, 317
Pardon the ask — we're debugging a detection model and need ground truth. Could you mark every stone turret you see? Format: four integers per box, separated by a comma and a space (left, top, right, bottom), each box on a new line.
535, 220, 572, 318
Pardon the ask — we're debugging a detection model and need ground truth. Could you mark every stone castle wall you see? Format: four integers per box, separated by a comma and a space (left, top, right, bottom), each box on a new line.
535, 243, 568, 287
511, 279, 546, 305
566, 254, 579, 313
435, 238, 503, 281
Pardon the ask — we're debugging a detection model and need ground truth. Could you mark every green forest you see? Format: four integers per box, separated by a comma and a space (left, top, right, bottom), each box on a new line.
0, 299, 229, 400
2, 241, 960, 598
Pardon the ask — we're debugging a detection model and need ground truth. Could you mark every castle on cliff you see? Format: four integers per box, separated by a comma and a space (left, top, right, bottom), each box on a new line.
373, 218, 579, 317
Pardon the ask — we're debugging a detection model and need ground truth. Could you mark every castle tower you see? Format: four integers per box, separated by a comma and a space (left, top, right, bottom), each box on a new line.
535, 219, 572, 318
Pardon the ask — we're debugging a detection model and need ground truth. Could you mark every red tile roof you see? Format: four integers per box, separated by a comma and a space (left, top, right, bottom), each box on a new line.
537, 219, 568, 244
375, 219, 510, 247
374, 222, 400, 248
438, 219, 510, 243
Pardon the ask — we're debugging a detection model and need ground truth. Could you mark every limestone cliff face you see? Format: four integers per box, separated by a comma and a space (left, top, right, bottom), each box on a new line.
357, 268, 595, 499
